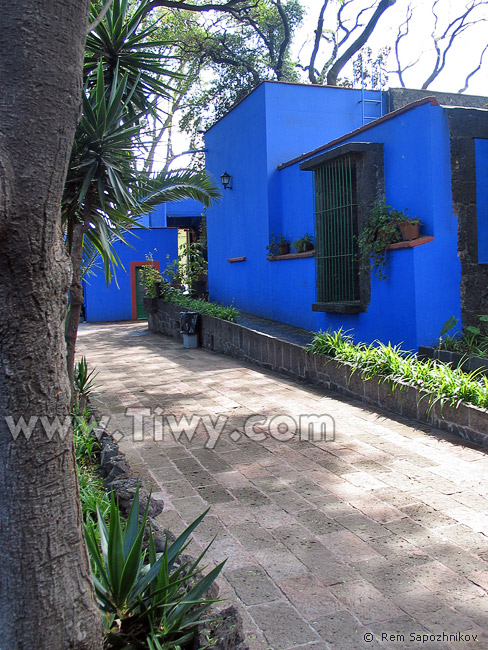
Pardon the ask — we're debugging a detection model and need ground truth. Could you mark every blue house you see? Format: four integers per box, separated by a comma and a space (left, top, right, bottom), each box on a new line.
83, 198, 204, 322
204, 82, 488, 350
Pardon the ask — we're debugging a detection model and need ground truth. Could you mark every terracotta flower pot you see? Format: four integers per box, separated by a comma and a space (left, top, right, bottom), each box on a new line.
278, 243, 290, 255
398, 222, 419, 241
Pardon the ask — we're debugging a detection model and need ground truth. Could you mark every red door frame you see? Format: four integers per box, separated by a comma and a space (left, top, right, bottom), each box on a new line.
130, 260, 160, 320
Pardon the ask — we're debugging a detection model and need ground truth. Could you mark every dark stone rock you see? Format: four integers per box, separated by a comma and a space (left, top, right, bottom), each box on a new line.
192, 605, 248, 650
103, 457, 131, 484
106, 477, 164, 518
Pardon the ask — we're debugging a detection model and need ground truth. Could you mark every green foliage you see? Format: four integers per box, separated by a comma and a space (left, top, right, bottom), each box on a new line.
176, 0, 304, 141
438, 315, 488, 359
308, 329, 488, 411
440, 315, 460, 338
85, 489, 224, 648
357, 199, 421, 281
164, 293, 238, 322
140, 253, 164, 299
64, 2, 221, 288
74, 356, 98, 399
74, 355, 99, 412
292, 233, 314, 253
74, 411, 110, 529
163, 242, 208, 291
86, 0, 180, 117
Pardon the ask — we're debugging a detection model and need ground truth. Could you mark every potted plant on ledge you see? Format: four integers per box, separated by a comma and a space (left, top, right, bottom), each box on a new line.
267, 233, 291, 257
358, 199, 422, 281
292, 233, 314, 253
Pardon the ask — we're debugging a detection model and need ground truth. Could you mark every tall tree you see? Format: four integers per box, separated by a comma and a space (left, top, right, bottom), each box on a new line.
64, 0, 220, 383
141, 0, 304, 159
0, 1, 103, 648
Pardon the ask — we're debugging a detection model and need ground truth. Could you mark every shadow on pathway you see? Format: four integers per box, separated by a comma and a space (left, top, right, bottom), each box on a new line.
78, 321, 488, 650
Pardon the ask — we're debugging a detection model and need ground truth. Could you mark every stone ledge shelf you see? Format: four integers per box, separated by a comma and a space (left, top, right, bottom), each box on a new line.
387, 236, 434, 250
267, 250, 315, 261
227, 256, 246, 263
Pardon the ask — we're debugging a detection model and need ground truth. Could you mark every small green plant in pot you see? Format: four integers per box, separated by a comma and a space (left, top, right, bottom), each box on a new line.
358, 199, 421, 281
292, 233, 314, 253
267, 233, 290, 256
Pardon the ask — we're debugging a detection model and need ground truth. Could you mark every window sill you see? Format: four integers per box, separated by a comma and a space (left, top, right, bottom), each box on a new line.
267, 250, 315, 261
387, 236, 434, 250
227, 256, 246, 263
312, 301, 364, 314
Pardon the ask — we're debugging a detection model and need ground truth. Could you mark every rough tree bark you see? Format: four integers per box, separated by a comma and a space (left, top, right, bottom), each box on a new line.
0, 2, 103, 648
66, 192, 93, 388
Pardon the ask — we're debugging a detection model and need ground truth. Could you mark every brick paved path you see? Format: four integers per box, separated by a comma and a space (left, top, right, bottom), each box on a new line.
79, 322, 488, 650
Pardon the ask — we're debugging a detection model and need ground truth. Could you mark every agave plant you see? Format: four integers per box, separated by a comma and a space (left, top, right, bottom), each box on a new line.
85, 489, 225, 648
73, 356, 98, 412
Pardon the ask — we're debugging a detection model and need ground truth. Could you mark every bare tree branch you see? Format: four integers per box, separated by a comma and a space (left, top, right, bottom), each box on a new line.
421, 0, 488, 89
326, 0, 396, 86
337, 0, 376, 48
391, 3, 415, 87
144, 0, 257, 18
307, 2, 329, 83
459, 42, 488, 93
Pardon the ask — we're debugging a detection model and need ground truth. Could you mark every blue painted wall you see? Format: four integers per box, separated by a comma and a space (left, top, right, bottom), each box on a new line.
83, 228, 178, 322
476, 139, 488, 263
139, 198, 204, 228
206, 82, 385, 319
205, 82, 462, 349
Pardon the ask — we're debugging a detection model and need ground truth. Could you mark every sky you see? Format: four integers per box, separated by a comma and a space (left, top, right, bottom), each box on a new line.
166, 0, 488, 165
295, 0, 488, 95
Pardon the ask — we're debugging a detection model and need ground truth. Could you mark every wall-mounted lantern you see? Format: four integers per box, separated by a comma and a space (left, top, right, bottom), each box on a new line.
220, 171, 232, 190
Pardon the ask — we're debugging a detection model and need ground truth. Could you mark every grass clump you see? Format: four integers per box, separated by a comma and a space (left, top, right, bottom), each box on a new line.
164, 291, 238, 322
74, 410, 110, 527
308, 328, 488, 411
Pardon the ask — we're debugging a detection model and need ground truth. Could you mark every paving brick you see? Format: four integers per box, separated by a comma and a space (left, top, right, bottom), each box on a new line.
330, 578, 405, 624
226, 565, 282, 605
312, 611, 383, 649
248, 601, 320, 648
79, 322, 488, 648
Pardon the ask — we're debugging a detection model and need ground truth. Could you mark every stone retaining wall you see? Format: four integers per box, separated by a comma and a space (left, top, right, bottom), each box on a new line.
418, 346, 488, 376
147, 299, 488, 447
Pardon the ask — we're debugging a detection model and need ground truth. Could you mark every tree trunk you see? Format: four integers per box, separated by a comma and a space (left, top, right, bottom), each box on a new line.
0, 2, 103, 648
66, 194, 93, 388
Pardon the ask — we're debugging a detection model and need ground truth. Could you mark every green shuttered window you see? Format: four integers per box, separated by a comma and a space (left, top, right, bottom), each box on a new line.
314, 155, 359, 304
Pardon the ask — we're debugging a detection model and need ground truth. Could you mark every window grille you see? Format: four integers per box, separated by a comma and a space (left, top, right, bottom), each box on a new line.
314, 155, 359, 304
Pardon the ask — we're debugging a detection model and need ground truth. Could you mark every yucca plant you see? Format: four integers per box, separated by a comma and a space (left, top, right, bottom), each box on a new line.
85, 0, 180, 118
64, 1, 221, 389
73, 356, 99, 413
85, 489, 224, 648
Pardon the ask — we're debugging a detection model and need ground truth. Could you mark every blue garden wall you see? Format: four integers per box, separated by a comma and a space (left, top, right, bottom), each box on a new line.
205, 82, 462, 350
83, 228, 178, 322
205, 82, 385, 324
